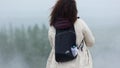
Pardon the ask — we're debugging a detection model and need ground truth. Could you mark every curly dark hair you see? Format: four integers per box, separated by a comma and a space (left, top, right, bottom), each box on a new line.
50, 0, 78, 26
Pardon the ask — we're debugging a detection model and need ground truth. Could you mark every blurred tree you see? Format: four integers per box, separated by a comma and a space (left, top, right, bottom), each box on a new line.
14, 25, 27, 54
0, 24, 50, 68
0, 26, 10, 62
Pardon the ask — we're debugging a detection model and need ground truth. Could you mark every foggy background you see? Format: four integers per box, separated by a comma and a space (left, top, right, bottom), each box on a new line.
0, 0, 120, 68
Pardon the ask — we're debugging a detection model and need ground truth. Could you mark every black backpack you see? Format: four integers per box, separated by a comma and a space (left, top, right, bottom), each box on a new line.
55, 25, 84, 62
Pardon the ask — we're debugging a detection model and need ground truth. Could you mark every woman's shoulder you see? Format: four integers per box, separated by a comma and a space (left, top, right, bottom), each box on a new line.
75, 18, 87, 28
75, 18, 87, 25
49, 18, 88, 32
48, 25, 56, 33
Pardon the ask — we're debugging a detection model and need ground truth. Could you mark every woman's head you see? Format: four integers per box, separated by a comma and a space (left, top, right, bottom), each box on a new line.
50, 0, 78, 26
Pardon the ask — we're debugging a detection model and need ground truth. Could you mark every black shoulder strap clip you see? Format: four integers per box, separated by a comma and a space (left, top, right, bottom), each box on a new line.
77, 40, 84, 51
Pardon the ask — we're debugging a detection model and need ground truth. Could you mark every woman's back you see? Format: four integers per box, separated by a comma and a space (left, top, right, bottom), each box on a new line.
46, 18, 95, 68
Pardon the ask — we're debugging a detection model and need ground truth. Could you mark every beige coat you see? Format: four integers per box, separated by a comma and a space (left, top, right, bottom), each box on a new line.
46, 19, 95, 68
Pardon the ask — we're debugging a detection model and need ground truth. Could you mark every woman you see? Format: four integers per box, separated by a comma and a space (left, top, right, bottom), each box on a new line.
46, 0, 95, 68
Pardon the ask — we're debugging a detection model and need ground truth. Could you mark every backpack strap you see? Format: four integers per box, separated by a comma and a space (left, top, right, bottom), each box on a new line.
69, 25, 74, 30
77, 40, 84, 51
65, 25, 84, 51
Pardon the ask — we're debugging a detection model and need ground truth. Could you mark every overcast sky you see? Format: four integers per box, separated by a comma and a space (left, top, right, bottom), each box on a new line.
0, 0, 120, 27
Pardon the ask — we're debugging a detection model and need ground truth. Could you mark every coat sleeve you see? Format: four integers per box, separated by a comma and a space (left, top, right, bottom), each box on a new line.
80, 19, 95, 47
48, 26, 55, 47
